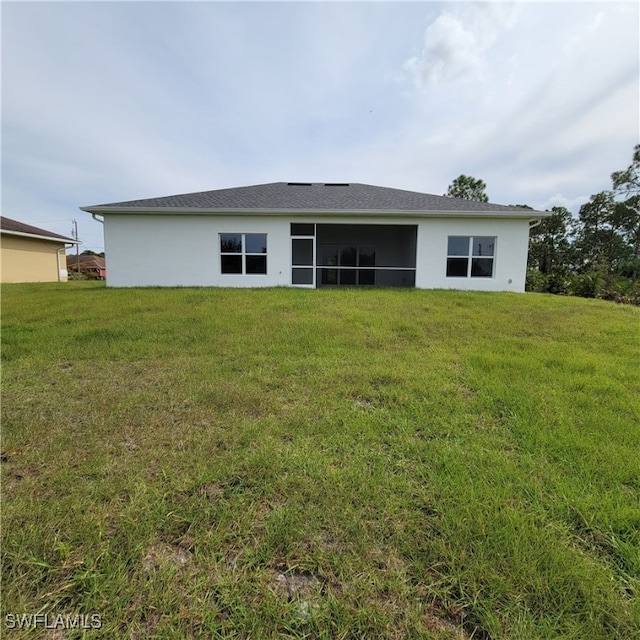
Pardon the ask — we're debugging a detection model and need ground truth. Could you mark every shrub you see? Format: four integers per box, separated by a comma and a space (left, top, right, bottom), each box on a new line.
525, 269, 547, 293
568, 272, 606, 299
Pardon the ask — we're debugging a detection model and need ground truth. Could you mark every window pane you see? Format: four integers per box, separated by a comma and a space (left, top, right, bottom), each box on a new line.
322, 268, 337, 285
359, 246, 376, 267
472, 237, 495, 257
221, 255, 242, 273
291, 223, 315, 236
246, 255, 267, 274
375, 269, 415, 287
292, 268, 313, 285
446, 258, 468, 277
340, 269, 357, 285
447, 236, 470, 256
471, 258, 493, 277
319, 245, 339, 266
292, 239, 313, 265
221, 234, 242, 253
245, 234, 267, 254
320, 268, 338, 285
340, 246, 357, 267
358, 269, 375, 285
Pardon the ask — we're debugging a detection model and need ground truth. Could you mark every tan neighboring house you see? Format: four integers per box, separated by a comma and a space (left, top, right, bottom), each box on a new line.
67, 254, 106, 280
0, 216, 78, 283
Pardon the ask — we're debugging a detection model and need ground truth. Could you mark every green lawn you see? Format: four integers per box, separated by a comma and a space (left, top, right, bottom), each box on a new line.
2, 282, 639, 639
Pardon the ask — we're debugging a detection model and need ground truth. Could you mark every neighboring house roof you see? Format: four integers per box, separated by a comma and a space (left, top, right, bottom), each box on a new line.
67, 254, 105, 270
81, 182, 548, 218
0, 216, 78, 244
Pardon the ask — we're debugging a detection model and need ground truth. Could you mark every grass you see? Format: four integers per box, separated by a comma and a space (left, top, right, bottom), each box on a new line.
1, 282, 639, 639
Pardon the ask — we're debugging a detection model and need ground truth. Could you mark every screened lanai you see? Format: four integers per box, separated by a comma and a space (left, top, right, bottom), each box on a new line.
291, 223, 417, 288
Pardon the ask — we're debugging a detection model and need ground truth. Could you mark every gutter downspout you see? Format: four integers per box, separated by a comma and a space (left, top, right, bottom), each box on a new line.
56, 247, 67, 282
91, 214, 105, 283
529, 218, 542, 230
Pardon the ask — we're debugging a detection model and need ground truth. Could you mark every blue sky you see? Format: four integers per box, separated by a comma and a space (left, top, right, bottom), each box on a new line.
2, 1, 638, 253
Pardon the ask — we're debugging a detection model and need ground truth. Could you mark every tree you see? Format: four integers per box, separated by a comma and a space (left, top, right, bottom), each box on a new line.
572, 191, 632, 275
444, 175, 489, 202
525, 144, 640, 303
572, 191, 612, 270
526, 206, 573, 294
611, 144, 640, 277
528, 207, 572, 275
612, 144, 640, 197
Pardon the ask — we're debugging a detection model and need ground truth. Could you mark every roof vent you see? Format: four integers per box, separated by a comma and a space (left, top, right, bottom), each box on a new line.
287, 182, 313, 186
324, 183, 350, 187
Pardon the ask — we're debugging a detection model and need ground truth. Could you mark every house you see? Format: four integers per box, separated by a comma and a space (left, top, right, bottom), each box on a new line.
80, 182, 550, 291
67, 254, 106, 280
0, 216, 78, 283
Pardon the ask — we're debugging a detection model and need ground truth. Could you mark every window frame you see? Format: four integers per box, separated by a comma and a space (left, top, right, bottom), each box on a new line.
220, 233, 267, 276
291, 223, 316, 287
446, 236, 496, 278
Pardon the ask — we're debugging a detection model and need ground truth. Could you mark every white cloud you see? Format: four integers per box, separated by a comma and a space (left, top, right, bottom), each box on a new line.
394, 2, 638, 210
541, 194, 590, 215
405, 3, 518, 87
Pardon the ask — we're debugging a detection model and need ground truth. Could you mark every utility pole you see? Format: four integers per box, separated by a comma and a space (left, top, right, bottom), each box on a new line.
72, 220, 80, 276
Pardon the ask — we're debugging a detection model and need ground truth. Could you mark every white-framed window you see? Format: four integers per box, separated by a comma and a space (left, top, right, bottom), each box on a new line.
446, 236, 495, 278
220, 233, 267, 274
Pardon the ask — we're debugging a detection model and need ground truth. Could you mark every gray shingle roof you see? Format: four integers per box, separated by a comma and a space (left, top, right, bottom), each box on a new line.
82, 182, 543, 215
66, 254, 105, 270
0, 216, 76, 242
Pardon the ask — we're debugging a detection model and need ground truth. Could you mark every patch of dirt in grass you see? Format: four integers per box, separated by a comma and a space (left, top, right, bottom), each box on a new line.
423, 596, 491, 640
368, 548, 408, 574
269, 566, 324, 622
352, 397, 379, 411
270, 568, 322, 601
142, 542, 191, 572
350, 389, 404, 411
361, 586, 471, 640
129, 610, 162, 640
120, 439, 140, 451
3, 464, 41, 493
197, 482, 225, 501
422, 608, 471, 639
367, 553, 478, 639
299, 531, 346, 556
183, 476, 259, 506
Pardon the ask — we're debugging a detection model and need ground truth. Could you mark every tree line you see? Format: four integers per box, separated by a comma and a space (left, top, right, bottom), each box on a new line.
445, 145, 640, 305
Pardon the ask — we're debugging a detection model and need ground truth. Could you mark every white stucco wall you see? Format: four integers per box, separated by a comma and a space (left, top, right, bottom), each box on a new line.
103, 213, 532, 291
415, 217, 531, 292
104, 214, 292, 287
